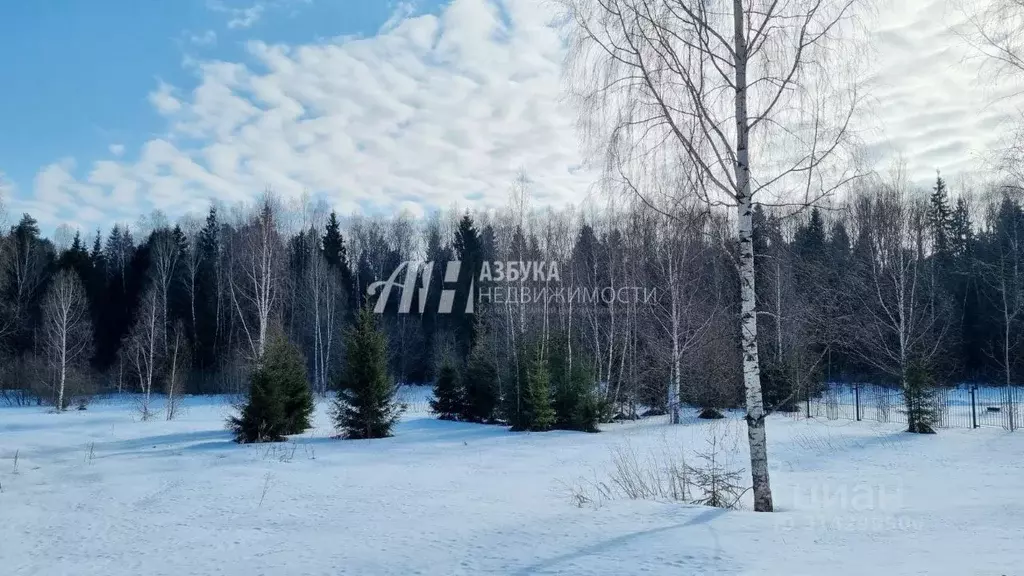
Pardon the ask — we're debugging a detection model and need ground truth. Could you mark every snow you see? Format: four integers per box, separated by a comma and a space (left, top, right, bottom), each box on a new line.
2, 388, 1022, 576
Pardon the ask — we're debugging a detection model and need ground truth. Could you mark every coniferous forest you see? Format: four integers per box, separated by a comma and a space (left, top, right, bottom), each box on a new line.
1, 171, 1023, 426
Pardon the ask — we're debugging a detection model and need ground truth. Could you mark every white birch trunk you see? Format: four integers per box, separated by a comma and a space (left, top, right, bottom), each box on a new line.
734, 0, 772, 511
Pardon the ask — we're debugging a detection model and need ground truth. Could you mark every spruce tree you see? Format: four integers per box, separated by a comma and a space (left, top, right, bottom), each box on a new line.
267, 334, 315, 436
513, 349, 555, 432
462, 345, 499, 423
929, 174, 952, 264
452, 214, 483, 362
332, 308, 403, 439
430, 361, 464, 420
322, 210, 355, 314
552, 364, 602, 433
229, 365, 286, 443
904, 361, 939, 434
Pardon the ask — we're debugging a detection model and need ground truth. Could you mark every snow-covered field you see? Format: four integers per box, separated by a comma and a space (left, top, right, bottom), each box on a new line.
2, 388, 1022, 576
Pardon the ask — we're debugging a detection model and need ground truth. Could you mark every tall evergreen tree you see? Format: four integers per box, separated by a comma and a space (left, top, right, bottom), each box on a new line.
930, 174, 953, 265
452, 214, 483, 363
332, 308, 403, 439
194, 207, 221, 372
322, 210, 355, 314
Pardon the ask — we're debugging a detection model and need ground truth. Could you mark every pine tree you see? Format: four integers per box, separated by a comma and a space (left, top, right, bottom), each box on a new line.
461, 345, 499, 423
430, 361, 464, 420
229, 364, 286, 443
332, 308, 403, 439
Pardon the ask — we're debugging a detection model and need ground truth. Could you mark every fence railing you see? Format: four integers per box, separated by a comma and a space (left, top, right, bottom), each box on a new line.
793, 383, 1023, 431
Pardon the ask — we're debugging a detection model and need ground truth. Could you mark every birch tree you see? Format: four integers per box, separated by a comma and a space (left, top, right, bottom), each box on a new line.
979, 194, 1024, 428
150, 228, 180, 354
125, 285, 163, 419
42, 269, 92, 411
561, 0, 864, 511
959, 0, 1024, 78
166, 319, 189, 420
850, 173, 951, 432
653, 204, 717, 423
229, 196, 282, 362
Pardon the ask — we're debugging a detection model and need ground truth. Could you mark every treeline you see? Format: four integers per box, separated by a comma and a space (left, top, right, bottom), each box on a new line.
1, 173, 1023, 421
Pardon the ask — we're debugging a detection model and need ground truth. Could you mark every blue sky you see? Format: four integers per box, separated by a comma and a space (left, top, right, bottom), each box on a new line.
0, 1, 441, 208
0, 0, 1018, 234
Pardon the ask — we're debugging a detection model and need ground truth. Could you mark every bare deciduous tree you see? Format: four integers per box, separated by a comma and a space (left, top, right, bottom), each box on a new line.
166, 319, 190, 420
125, 285, 163, 419
150, 226, 181, 354
42, 269, 92, 411
561, 0, 865, 511
849, 170, 951, 431
229, 195, 282, 362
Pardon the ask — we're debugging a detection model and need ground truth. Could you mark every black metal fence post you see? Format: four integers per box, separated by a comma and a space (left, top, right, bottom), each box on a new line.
1010, 386, 1016, 432
855, 384, 861, 422
970, 386, 978, 429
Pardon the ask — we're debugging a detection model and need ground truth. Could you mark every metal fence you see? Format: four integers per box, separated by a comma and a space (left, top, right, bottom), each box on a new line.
793, 383, 1023, 431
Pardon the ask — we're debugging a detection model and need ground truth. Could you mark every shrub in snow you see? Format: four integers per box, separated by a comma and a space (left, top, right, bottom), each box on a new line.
332, 308, 403, 439
430, 362, 464, 421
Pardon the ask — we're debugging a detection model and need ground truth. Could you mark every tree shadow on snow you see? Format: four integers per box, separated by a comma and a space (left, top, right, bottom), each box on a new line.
97, 429, 235, 456
509, 507, 731, 575
299, 416, 517, 447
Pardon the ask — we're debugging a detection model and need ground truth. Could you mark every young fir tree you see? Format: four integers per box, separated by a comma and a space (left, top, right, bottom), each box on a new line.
512, 348, 555, 432
264, 334, 315, 436
548, 336, 601, 432
332, 308, 403, 439
461, 345, 499, 423
553, 365, 602, 433
229, 363, 287, 443
430, 361, 464, 420
904, 361, 939, 434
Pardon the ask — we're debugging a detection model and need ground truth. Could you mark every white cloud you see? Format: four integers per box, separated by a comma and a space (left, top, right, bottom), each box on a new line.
860, 0, 1022, 182
20, 0, 1024, 232
28, 0, 598, 230
109, 144, 125, 157
148, 81, 182, 115
381, 2, 417, 33
187, 30, 218, 46
227, 5, 264, 29
207, 0, 308, 30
